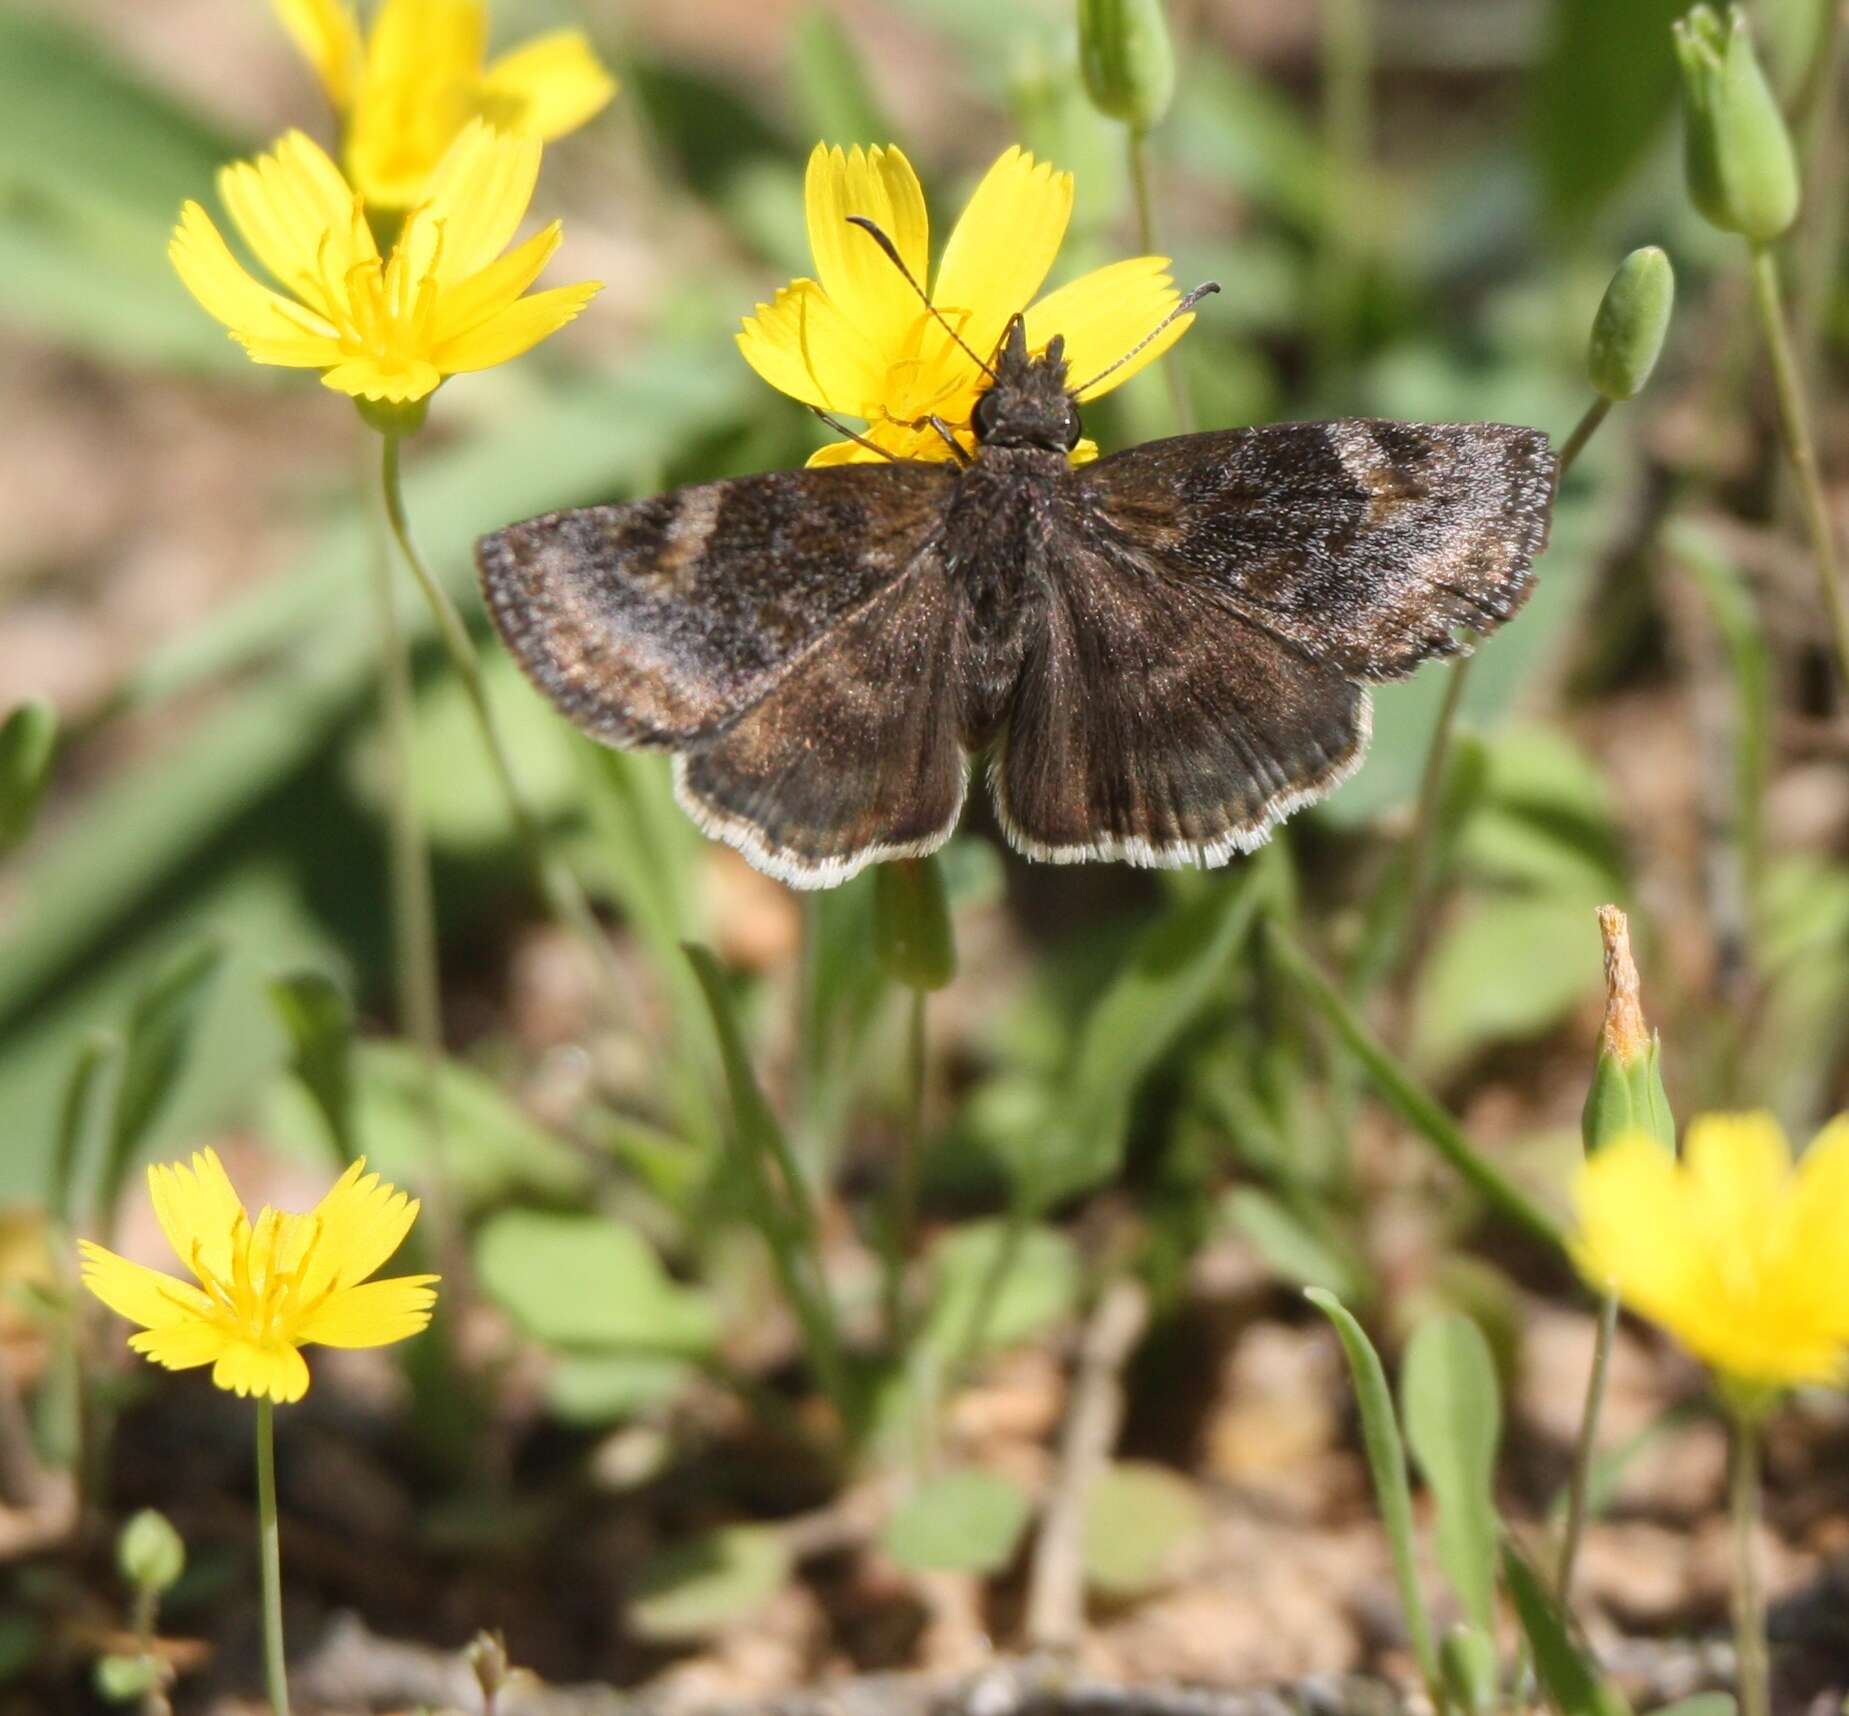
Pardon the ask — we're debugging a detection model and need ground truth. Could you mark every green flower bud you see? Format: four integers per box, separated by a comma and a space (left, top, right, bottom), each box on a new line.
1440, 1625, 1500, 1716
1673, 5, 1800, 241
95, 1655, 160, 1703
465, 1629, 512, 1704
116, 1509, 185, 1594
1588, 247, 1676, 402
1078, 0, 1176, 133
1580, 906, 1674, 1155
872, 856, 956, 991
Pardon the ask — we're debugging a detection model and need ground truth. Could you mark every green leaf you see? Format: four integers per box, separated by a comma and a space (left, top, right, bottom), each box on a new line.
50, 1031, 118, 1228
791, 8, 891, 146
1530, 0, 1687, 230
1306, 1289, 1442, 1707
628, 1526, 791, 1642
1221, 1187, 1367, 1300
1402, 1314, 1503, 1636
1028, 872, 1260, 1205
920, 1219, 1081, 1361
101, 940, 226, 1220
546, 1352, 694, 1427
1082, 1461, 1207, 1597
1413, 894, 1604, 1076
1503, 1540, 1633, 1716
266, 971, 356, 1163
0, 700, 55, 856
1649, 1697, 1736, 1716
883, 1469, 1034, 1574
475, 1211, 718, 1356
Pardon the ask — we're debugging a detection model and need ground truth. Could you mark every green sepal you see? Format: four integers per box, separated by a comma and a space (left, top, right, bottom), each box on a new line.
1588, 246, 1675, 402
1580, 1030, 1675, 1155
872, 856, 956, 991
1078, 0, 1176, 132
1673, 5, 1799, 241
354, 392, 431, 438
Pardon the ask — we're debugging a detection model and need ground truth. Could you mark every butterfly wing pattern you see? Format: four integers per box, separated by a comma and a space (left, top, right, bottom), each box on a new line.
996, 419, 1556, 865
480, 388, 1555, 888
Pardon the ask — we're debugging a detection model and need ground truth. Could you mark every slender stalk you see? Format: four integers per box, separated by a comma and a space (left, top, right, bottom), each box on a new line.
377, 435, 632, 1009
1728, 1408, 1771, 1716
255, 1400, 291, 1716
881, 989, 928, 1350
1265, 919, 1567, 1251
1747, 242, 1849, 695
1125, 128, 1192, 433
365, 467, 445, 1160
1393, 391, 1616, 977
1315, 0, 1372, 394
1555, 1290, 1617, 1602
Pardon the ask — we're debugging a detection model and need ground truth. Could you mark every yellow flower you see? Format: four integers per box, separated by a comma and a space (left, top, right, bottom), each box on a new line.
169, 120, 601, 405
737, 142, 1197, 466
1573, 1113, 1849, 1390
274, 0, 616, 208
79, 1150, 438, 1404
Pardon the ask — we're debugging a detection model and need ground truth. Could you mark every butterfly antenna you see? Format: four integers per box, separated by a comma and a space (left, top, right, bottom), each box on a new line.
1071, 280, 1220, 397
845, 215, 998, 383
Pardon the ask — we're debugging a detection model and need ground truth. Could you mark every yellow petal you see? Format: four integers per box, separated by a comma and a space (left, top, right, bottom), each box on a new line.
481, 30, 617, 140
210, 1341, 311, 1403
933, 146, 1072, 370
430, 279, 600, 373
320, 356, 444, 401
804, 143, 931, 360
297, 1275, 440, 1348
398, 118, 541, 290
805, 437, 886, 467
129, 1322, 231, 1372
168, 201, 337, 349
78, 1241, 217, 1331
346, 0, 486, 207
429, 222, 561, 345
1684, 1113, 1793, 1281
147, 1148, 247, 1286
736, 279, 889, 414
295, 1160, 421, 1297
1571, 1132, 1703, 1325
1022, 256, 1191, 400
217, 132, 376, 321
1785, 1116, 1849, 1333
272, 0, 363, 111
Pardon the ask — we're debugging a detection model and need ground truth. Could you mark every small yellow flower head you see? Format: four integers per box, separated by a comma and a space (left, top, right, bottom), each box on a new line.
738, 143, 1197, 466
274, 0, 617, 209
1573, 1113, 1849, 1391
168, 121, 601, 406
79, 1149, 439, 1404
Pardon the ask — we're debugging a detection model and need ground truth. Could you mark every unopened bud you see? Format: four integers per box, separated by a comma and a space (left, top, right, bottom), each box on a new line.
465, 1630, 512, 1707
873, 856, 956, 991
1588, 247, 1675, 402
1673, 6, 1799, 241
1078, 0, 1176, 133
117, 1509, 185, 1594
1581, 906, 1675, 1154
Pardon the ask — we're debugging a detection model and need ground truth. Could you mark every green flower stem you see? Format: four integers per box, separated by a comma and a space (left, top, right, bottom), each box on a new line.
1265, 918, 1566, 1252
1125, 127, 1192, 434
1729, 1406, 1771, 1716
1392, 391, 1616, 980
255, 1399, 291, 1716
881, 988, 928, 1350
377, 435, 632, 1012
1314, 0, 1372, 392
1746, 241, 1849, 693
1555, 1289, 1617, 1602
364, 465, 445, 1166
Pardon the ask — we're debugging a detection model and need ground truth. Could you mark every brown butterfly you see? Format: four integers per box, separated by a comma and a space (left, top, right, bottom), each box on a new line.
477, 260, 1555, 889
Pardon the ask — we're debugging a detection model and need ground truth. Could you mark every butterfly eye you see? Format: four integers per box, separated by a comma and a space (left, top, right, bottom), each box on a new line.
972, 388, 1002, 442
1062, 401, 1083, 451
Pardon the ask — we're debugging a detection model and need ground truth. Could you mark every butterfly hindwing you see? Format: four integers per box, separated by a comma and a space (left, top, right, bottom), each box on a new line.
675, 559, 968, 888
477, 461, 957, 748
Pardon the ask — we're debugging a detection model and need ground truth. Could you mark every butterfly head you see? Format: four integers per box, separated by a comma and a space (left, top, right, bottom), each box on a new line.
970, 320, 1083, 453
